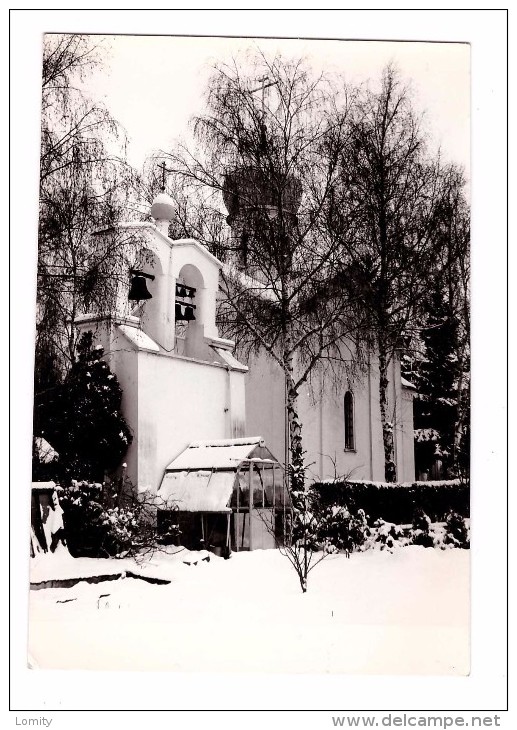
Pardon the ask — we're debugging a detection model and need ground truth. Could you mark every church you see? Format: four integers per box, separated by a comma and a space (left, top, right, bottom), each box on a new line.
73, 185, 415, 550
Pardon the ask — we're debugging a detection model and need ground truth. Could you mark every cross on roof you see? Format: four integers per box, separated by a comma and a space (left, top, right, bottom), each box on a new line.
157, 161, 173, 192
249, 75, 278, 114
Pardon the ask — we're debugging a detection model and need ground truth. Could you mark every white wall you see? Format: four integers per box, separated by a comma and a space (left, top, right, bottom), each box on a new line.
244, 347, 416, 484
135, 352, 245, 492
91, 329, 247, 494
298, 370, 375, 482
244, 350, 286, 466
399, 388, 417, 482
79, 224, 415, 491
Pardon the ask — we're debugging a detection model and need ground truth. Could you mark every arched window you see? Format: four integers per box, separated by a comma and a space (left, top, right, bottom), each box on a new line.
344, 391, 355, 451
175, 264, 204, 358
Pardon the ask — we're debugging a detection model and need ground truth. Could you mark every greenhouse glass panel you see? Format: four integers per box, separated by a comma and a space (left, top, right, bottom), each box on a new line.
251, 464, 265, 507
275, 474, 289, 507
262, 466, 275, 507
233, 511, 250, 550
234, 468, 249, 508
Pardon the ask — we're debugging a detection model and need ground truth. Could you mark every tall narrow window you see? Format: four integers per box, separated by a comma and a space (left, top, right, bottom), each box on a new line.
344, 391, 355, 451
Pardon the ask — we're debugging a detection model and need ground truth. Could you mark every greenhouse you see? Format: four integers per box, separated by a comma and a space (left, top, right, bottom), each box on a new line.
156, 437, 291, 556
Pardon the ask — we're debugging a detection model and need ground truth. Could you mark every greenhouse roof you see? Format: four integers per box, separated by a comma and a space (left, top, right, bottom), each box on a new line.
158, 470, 235, 512
158, 438, 282, 512
164, 437, 273, 471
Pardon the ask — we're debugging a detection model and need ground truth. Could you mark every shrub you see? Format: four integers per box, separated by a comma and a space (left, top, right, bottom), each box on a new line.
443, 510, 470, 548
412, 507, 431, 532
59, 478, 171, 558
367, 518, 408, 550
350, 508, 369, 548
410, 508, 435, 547
312, 478, 469, 524
316, 504, 370, 554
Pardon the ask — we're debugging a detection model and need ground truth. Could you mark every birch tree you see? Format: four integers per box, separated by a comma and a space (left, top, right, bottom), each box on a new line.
328, 65, 469, 481
35, 34, 137, 447
166, 53, 364, 591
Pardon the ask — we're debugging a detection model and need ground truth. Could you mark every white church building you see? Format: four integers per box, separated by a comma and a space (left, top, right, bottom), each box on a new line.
74, 189, 415, 549
75, 193, 250, 495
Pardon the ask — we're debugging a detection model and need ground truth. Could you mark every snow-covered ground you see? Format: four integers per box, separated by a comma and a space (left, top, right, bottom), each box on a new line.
28, 546, 469, 675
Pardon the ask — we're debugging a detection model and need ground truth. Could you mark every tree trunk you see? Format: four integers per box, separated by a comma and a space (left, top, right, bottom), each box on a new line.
286, 378, 305, 494
285, 372, 308, 592
378, 343, 397, 483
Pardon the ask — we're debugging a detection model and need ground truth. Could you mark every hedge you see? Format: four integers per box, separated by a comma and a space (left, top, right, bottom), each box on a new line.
312, 479, 469, 524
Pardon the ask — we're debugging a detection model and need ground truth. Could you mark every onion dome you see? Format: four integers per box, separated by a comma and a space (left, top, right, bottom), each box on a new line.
151, 192, 175, 223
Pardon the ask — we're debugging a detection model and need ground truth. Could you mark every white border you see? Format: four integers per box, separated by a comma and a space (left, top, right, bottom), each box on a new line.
9, 6, 509, 720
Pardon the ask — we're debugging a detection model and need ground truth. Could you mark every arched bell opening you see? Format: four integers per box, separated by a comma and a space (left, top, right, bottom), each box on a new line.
175, 264, 205, 358
130, 248, 165, 345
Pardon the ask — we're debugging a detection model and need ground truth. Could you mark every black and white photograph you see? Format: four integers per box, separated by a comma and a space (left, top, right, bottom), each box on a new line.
10, 7, 508, 719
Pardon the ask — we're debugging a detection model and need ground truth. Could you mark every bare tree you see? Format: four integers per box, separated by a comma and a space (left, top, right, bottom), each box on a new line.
135, 154, 229, 254
35, 34, 139, 446
328, 65, 470, 481
165, 52, 364, 591
40, 34, 123, 184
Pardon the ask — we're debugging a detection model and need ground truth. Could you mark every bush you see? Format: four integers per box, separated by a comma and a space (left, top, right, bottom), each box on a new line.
367, 518, 408, 550
309, 481, 470, 551
350, 508, 369, 548
312, 478, 469, 524
59, 478, 169, 558
316, 504, 370, 554
443, 510, 470, 548
412, 507, 431, 532
410, 508, 435, 547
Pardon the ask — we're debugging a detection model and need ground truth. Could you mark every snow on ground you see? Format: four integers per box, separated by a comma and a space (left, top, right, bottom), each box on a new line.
28, 546, 469, 675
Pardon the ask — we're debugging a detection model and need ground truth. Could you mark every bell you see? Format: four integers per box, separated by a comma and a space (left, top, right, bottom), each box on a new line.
184, 304, 196, 321
176, 284, 187, 298
175, 302, 185, 320
128, 274, 152, 301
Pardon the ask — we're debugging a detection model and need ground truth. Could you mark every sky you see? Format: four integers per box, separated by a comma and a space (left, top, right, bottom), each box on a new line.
78, 35, 471, 176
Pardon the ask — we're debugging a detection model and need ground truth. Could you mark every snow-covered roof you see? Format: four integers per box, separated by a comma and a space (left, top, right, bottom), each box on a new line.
401, 377, 417, 390
164, 437, 267, 471
158, 470, 235, 512
158, 438, 281, 511
212, 346, 249, 373
32, 481, 60, 491
173, 237, 222, 268
414, 428, 440, 443
117, 324, 160, 352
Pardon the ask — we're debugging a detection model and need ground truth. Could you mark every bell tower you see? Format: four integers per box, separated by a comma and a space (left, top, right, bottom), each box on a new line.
74, 188, 249, 493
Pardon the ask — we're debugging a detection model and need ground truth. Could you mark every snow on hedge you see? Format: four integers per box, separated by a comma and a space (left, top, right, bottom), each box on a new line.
319, 478, 463, 488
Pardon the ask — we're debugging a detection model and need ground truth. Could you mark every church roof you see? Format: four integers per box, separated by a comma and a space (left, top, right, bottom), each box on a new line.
117, 324, 160, 352
151, 191, 175, 221
401, 377, 417, 390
